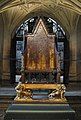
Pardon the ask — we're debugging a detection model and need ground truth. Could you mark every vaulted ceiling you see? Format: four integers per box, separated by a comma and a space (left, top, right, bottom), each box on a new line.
0, 0, 81, 36
0, 0, 81, 14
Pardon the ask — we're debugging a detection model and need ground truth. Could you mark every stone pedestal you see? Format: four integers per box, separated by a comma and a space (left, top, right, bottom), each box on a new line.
4, 103, 75, 120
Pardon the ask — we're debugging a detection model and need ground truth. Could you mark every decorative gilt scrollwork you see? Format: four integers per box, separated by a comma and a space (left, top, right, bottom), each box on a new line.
48, 84, 66, 99
15, 82, 32, 99
15, 83, 66, 102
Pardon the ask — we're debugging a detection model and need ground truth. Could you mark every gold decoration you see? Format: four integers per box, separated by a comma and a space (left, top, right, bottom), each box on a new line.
15, 83, 66, 103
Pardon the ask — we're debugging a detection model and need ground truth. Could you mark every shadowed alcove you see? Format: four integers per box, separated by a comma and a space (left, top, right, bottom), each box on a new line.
10, 16, 70, 84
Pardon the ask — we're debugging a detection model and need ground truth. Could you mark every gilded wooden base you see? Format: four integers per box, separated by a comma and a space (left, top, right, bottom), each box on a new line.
14, 83, 66, 103
14, 97, 67, 104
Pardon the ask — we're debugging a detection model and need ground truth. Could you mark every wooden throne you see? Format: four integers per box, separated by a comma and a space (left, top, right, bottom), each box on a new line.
15, 18, 66, 103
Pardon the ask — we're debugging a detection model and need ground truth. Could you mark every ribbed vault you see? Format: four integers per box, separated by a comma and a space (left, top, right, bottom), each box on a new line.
0, 0, 80, 37
0, 0, 81, 15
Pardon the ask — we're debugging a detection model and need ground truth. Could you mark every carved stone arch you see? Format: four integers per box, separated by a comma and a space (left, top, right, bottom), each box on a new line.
10, 9, 70, 84
1, 0, 81, 15
11, 9, 70, 39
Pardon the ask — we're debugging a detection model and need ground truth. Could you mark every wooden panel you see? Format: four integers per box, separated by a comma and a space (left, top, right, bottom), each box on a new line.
24, 19, 56, 72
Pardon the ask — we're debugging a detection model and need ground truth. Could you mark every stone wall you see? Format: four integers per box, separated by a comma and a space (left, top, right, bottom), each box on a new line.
0, 14, 4, 84
77, 16, 81, 82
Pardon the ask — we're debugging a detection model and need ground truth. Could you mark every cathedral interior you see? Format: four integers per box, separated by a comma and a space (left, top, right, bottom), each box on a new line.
0, 0, 81, 120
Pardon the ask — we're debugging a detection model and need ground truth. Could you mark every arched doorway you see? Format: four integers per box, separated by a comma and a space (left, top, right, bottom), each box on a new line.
10, 16, 69, 84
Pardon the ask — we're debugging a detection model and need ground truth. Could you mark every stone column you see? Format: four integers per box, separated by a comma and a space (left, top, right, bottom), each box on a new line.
0, 14, 4, 85
69, 30, 77, 82
77, 16, 81, 82
1, 7, 27, 85
2, 29, 11, 85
